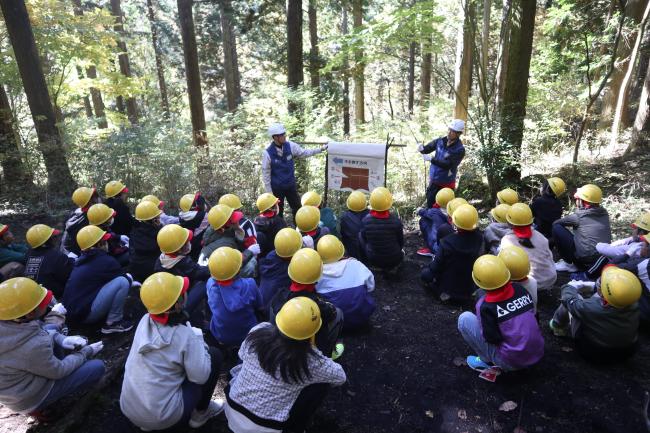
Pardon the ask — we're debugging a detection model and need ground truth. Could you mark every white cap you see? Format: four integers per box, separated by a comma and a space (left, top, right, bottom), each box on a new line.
448, 119, 465, 133
268, 123, 286, 137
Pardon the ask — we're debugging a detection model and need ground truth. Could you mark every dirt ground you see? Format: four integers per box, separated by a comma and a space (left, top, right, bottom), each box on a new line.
2, 232, 650, 433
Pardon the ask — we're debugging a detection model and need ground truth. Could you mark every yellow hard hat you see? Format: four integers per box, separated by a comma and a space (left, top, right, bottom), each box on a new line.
446, 197, 468, 217
0, 277, 48, 320
497, 188, 519, 205
77, 225, 110, 251
72, 187, 96, 208
296, 206, 321, 232
498, 246, 530, 281
208, 247, 243, 281
105, 180, 127, 198
26, 224, 60, 249
632, 211, 650, 232
435, 188, 455, 208
369, 187, 393, 211
219, 194, 243, 210
574, 184, 602, 204
288, 248, 323, 284
208, 204, 234, 230
276, 296, 322, 341
274, 228, 303, 258
490, 204, 511, 224
301, 191, 322, 207
135, 200, 163, 221
256, 193, 279, 213
317, 234, 345, 264
140, 272, 186, 315
179, 193, 197, 212
87, 203, 116, 226
346, 191, 367, 212
157, 224, 192, 254
452, 204, 479, 230
141, 194, 163, 208
600, 267, 642, 308
506, 203, 534, 226
547, 177, 566, 197
472, 255, 511, 290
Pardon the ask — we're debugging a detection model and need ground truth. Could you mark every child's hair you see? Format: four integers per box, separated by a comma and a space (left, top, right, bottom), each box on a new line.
248, 324, 316, 383
518, 237, 535, 249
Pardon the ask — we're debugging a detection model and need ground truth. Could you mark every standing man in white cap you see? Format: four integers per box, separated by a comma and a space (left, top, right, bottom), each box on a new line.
418, 119, 466, 208
261, 123, 327, 218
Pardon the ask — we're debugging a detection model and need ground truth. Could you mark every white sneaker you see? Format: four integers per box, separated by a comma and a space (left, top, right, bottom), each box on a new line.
555, 259, 578, 273
188, 399, 224, 428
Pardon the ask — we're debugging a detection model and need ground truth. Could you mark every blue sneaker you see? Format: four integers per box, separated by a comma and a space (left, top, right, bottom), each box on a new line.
466, 355, 490, 371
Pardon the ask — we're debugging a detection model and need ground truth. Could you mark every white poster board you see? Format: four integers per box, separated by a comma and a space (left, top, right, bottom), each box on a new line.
327, 142, 386, 193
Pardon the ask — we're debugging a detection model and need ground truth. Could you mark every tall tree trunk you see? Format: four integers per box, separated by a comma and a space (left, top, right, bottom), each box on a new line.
496, 0, 512, 110
146, 0, 170, 118
352, 0, 365, 124
599, 0, 649, 128
76, 66, 94, 118
287, 0, 304, 115
342, 4, 350, 135
177, 0, 208, 150
629, 53, 650, 152
308, 0, 320, 89
454, 1, 474, 121
408, 42, 416, 113
480, 0, 491, 102
499, 0, 536, 184
0, 0, 75, 197
219, 0, 242, 112
110, 0, 139, 125
630, 26, 650, 119
420, 38, 432, 106
0, 84, 33, 190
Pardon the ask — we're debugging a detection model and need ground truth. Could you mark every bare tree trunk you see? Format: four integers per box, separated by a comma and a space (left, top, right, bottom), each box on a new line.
454, 0, 474, 121
287, 0, 304, 116
629, 56, 650, 151
342, 4, 350, 135
420, 38, 432, 105
0, 0, 75, 197
352, 0, 365, 124
408, 42, 416, 113
0, 84, 33, 190
76, 66, 94, 118
482, 0, 491, 75
630, 27, 650, 119
110, 0, 139, 125
219, 0, 242, 112
496, 0, 512, 110
308, 0, 320, 89
146, 0, 170, 118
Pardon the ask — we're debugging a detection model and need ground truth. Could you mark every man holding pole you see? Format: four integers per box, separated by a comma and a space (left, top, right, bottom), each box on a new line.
261, 123, 327, 218
418, 119, 466, 208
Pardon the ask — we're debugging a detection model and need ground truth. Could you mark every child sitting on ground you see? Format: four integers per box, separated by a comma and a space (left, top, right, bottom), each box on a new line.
88, 203, 130, 267
254, 193, 288, 257
596, 211, 649, 259
258, 228, 304, 311
104, 181, 135, 236
484, 204, 511, 255
296, 205, 330, 248
61, 187, 100, 257
458, 255, 544, 374
206, 246, 262, 347
0, 223, 27, 279
24, 224, 73, 298
178, 192, 210, 260
224, 298, 346, 433
301, 191, 339, 237
359, 187, 404, 273
531, 177, 565, 239
141, 194, 179, 226
219, 193, 258, 247
417, 187, 454, 257
129, 201, 163, 283
339, 191, 369, 260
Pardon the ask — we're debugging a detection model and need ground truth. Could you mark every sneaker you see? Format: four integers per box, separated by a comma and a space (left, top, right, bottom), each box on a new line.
131, 280, 142, 288
466, 356, 491, 371
101, 319, 134, 335
332, 343, 345, 360
549, 319, 568, 337
555, 259, 579, 273
417, 247, 434, 257
188, 399, 224, 428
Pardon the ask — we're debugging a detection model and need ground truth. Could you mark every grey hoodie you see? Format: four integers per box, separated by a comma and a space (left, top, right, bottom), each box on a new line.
0, 320, 91, 413
120, 315, 211, 430
554, 207, 611, 260
484, 222, 510, 255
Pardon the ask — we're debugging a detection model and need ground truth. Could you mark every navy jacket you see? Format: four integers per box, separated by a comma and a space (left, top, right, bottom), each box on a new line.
421, 137, 465, 185
105, 197, 135, 236
257, 251, 291, 309
24, 246, 74, 298
253, 214, 287, 257
531, 194, 563, 238
359, 213, 404, 269
128, 221, 161, 282
425, 229, 484, 301
154, 255, 210, 286
340, 210, 368, 260
63, 249, 127, 323
418, 206, 448, 251
267, 142, 296, 190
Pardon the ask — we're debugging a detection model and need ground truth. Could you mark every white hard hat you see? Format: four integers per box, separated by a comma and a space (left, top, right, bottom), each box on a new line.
449, 119, 465, 133
268, 123, 286, 137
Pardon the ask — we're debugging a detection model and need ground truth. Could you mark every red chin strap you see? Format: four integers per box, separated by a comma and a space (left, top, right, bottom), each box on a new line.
261, 209, 277, 218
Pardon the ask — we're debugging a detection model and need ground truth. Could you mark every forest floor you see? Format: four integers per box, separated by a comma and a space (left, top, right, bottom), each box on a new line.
1, 151, 650, 433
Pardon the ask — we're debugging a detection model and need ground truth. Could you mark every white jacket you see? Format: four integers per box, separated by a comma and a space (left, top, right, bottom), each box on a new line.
596, 237, 644, 258
501, 230, 557, 290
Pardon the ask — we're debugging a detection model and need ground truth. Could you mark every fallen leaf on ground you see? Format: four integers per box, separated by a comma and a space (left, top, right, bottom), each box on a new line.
453, 357, 466, 367
499, 401, 518, 412
425, 410, 434, 418
458, 409, 467, 420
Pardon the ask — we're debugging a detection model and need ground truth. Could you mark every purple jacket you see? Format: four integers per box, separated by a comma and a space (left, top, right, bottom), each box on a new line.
476, 283, 544, 368
418, 206, 448, 251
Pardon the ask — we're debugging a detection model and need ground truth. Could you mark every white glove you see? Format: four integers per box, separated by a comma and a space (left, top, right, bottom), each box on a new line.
186, 321, 204, 337
417, 144, 424, 152
568, 280, 595, 290
51, 303, 67, 315
321, 144, 328, 152
88, 341, 104, 356
302, 235, 314, 249
197, 253, 208, 266
422, 154, 433, 162
247, 244, 261, 255
120, 235, 130, 246
67, 251, 78, 259
62, 336, 88, 350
